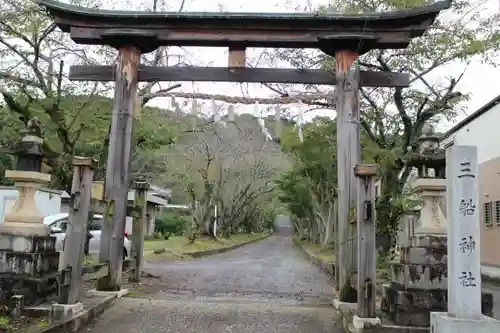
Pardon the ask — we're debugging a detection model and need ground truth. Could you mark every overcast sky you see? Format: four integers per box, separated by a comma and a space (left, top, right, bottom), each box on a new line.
72, 0, 500, 130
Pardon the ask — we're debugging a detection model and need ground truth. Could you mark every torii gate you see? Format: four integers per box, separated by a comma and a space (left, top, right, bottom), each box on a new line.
35, 0, 450, 313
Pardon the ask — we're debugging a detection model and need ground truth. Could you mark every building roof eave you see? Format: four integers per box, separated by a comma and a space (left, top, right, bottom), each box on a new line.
443, 94, 500, 139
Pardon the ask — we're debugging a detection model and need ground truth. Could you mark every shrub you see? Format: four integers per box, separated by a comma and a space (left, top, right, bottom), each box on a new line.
263, 214, 277, 232
154, 212, 190, 239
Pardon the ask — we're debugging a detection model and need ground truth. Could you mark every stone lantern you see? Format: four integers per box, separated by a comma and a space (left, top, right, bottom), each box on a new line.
405, 122, 447, 235
0, 118, 52, 236
412, 122, 446, 178
0, 119, 59, 309
380, 122, 449, 327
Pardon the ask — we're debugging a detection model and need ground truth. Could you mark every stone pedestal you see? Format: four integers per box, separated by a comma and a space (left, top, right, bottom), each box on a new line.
0, 170, 60, 313
382, 234, 448, 326
382, 235, 493, 327
0, 170, 51, 236
382, 176, 453, 327
431, 312, 500, 333
413, 178, 447, 235
0, 233, 59, 308
51, 302, 84, 322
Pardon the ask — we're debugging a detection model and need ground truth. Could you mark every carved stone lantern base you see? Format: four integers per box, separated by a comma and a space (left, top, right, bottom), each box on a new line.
0, 233, 60, 309
381, 234, 493, 326
0, 170, 61, 311
413, 178, 447, 235
0, 170, 51, 237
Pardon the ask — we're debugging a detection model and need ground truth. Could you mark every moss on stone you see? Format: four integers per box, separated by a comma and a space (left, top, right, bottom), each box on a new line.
95, 275, 120, 291
339, 277, 357, 303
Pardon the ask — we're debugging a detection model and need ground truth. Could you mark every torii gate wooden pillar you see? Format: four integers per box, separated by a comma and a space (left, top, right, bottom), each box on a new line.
36, 0, 451, 296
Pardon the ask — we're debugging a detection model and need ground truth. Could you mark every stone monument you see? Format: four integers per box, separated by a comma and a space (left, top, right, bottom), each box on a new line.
0, 119, 60, 312
381, 123, 492, 327
431, 145, 499, 333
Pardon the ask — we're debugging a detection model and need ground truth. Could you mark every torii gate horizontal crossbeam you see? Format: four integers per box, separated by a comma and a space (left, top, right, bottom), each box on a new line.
69, 66, 410, 87
35, 0, 451, 54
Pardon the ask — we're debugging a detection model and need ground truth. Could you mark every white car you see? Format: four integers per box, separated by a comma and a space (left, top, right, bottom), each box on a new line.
43, 213, 131, 259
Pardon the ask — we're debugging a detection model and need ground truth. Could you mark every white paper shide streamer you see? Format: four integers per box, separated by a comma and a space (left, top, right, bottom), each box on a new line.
255, 102, 273, 141
190, 99, 198, 127
212, 99, 221, 122
212, 99, 227, 127
297, 100, 305, 143
171, 96, 181, 113
191, 99, 198, 116
228, 104, 235, 122
274, 104, 282, 137
253, 101, 260, 117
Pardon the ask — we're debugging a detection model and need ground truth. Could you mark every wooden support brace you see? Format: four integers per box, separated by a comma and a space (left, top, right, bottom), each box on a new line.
353, 164, 377, 177
228, 46, 246, 67
61, 156, 97, 304
354, 163, 377, 318
90, 199, 106, 214
129, 180, 149, 283
57, 267, 72, 304
93, 199, 142, 218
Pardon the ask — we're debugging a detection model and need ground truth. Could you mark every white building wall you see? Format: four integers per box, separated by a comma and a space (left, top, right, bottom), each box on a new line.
442, 103, 500, 164
0, 187, 62, 223
442, 102, 500, 279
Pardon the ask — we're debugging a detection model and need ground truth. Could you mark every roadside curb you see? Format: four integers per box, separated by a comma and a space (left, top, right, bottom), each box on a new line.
292, 237, 335, 278
482, 274, 500, 287
82, 259, 132, 282
151, 232, 273, 259
28, 292, 124, 333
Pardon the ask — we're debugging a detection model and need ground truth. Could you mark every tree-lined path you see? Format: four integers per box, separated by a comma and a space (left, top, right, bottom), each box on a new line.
83, 217, 342, 332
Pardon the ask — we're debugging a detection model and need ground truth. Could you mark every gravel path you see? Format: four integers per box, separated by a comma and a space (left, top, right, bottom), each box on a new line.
141, 234, 334, 302
82, 220, 342, 332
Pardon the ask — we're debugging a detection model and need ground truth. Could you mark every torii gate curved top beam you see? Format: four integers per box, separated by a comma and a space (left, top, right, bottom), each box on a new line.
35, 0, 451, 54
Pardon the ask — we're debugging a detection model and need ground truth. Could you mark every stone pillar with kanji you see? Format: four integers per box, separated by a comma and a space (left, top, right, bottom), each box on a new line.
431, 144, 500, 333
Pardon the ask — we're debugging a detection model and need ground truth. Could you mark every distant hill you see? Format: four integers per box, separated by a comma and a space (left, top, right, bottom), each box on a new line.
0, 93, 295, 195
153, 111, 294, 203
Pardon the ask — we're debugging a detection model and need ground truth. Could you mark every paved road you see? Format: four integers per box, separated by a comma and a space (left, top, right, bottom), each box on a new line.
83, 224, 342, 332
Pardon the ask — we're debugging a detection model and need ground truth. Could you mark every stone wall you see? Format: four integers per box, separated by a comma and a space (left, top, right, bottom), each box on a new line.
0, 234, 59, 310
381, 234, 493, 326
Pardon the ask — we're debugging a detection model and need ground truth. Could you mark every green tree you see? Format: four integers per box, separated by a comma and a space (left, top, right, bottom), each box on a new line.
0, 0, 183, 190
277, 118, 338, 247
326, 0, 499, 251
0, 93, 176, 190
